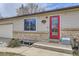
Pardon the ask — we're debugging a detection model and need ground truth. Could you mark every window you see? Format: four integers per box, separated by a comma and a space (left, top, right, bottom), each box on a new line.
24, 19, 36, 31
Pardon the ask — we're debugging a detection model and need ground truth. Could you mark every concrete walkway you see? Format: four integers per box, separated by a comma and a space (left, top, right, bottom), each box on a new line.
0, 46, 72, 56
33, 42, 72, 54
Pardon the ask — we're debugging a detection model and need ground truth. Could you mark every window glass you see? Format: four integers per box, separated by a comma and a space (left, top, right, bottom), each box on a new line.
24, 19, 36, 31
52, 17, 58, 35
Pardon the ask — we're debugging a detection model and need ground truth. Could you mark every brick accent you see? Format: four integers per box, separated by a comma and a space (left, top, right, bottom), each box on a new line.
13, 30, 79, 42
61, 31, 79, 39
13, 31, 49, 42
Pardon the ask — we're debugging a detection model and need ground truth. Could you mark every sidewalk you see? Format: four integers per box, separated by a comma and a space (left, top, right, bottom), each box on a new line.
33, 42, 72, 54
0, 46, 72, 56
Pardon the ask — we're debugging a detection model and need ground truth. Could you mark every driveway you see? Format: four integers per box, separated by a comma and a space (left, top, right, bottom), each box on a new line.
0, 37, 11, 47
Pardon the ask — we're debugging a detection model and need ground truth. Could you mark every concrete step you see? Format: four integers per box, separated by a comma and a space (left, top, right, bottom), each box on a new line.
33, 42, 72, 54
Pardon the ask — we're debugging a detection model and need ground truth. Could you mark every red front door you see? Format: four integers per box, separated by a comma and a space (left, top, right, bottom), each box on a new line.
50, 16, 60, 39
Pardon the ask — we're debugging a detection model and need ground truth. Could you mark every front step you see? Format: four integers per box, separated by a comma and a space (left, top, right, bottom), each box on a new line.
33, 42, 72, 54
49, 39, 60, 43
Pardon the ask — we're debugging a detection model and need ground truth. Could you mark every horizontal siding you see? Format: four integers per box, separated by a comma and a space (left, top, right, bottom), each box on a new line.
61, 11, 79, 29
0, 8, 79, 33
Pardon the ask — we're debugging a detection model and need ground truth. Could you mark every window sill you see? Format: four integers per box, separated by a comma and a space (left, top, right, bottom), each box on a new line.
24, 31, 37, 32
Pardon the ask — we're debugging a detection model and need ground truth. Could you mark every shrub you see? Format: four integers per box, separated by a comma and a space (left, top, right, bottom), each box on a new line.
7, 38, 21, 48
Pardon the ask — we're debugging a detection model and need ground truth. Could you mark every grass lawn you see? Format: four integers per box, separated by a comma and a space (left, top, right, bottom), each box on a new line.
0, 52, 23, 56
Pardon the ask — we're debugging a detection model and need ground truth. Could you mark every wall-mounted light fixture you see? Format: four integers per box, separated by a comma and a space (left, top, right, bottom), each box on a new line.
41, 20, 46, 24
46, 16, 48, 19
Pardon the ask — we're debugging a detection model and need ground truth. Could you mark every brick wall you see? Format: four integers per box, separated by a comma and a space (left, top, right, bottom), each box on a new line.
13, 31, 49, 42
13, 30, 79, 42
61, 30, 79, 39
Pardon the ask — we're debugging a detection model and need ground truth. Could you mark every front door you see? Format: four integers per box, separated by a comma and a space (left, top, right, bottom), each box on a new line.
50, 16, 60, 39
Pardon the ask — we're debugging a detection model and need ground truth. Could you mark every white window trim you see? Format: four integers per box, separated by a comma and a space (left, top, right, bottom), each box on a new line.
24, 18, 37, 32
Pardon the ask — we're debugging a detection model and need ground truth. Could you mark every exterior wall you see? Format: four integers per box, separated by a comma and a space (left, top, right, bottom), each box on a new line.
0, 16, 49, 33
61, 30, 79, 39
0, 16, 49, 42
1, 8, 79, 32
0, 8, 79, 41
14, 16, 49, 32
13, 32, 48, 42
61, 11, 79, 29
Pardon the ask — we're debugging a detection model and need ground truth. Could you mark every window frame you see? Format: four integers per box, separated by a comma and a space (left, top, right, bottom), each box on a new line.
24, 18, 37, 32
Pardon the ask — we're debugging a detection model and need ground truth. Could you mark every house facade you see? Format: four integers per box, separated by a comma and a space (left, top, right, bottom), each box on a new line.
0, 6, 79, 42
